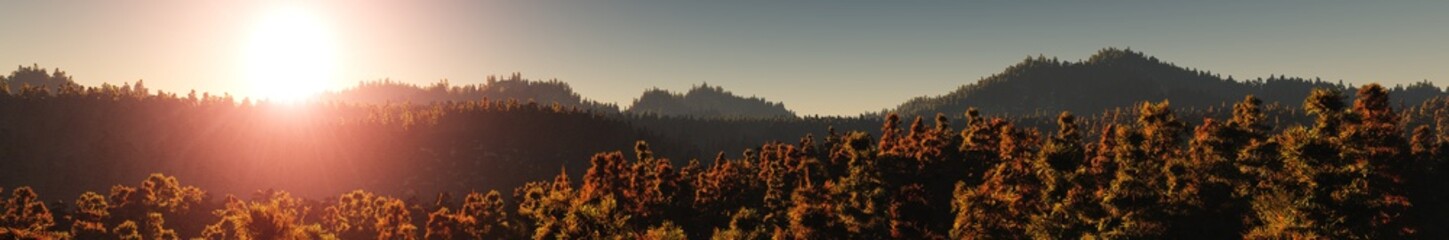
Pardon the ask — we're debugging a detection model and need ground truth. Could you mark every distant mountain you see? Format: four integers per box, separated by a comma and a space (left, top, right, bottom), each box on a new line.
320, 73, 619, 113
0, 64, 80, 93
625, 83, 796, 119
892, 48, 1448, 117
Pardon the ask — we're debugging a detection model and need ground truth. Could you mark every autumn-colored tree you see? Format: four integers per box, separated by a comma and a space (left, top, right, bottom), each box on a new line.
642, 221, 687, 240
321, 190, 417, 239
958, 112, 1010, 186
1028, 112, 1097, 238
114, 220, 142, 240
559, 194, 633, 239
1407, 125, 1448, 238
885, 113, 962, 239
785, 128, 896, 239
822, 140, 891, 238
144, 212, 181, 240
580, 152, 630, 203
0, 187, 66, 238
513, 172, 575, 239
1, 82, 1447, 239
784, 184, 837, 239
758, 143, 799, 221
1044, 112, 1084, 172
1169, 118, 1244, 238
692, 152, 765, 235
70, 191, 110, 238
1305, 88, 1348, 136
621, 142, 688, 228
1328, 83, 1414, 238
201, 190, 333, 240
1092, 101, 1185, 239
879, 113, 902, 153
951, 122, 1055, 239
709, 208, 768, 239
96, 174, 207, 238
2, 187, 54, 232
425, 191, 515, 239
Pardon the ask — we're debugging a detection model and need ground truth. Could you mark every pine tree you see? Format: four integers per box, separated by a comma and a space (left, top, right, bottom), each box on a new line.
1304, 88, 1347, 136
1333, 83, 1413, 238
70, 192, 110, 238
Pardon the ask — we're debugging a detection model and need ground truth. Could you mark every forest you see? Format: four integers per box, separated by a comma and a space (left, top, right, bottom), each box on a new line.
7, 0, 1449, 236
4, 47, 1449, 239
3, 67, 1449, 238
890, 48, 1447, 118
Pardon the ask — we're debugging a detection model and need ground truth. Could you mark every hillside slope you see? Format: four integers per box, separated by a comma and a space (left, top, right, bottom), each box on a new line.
893, 48, 1446, 117
626, 83, 796, 119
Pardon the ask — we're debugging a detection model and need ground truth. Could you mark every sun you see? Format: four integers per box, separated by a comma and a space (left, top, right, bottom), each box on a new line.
244, 4, 338, 104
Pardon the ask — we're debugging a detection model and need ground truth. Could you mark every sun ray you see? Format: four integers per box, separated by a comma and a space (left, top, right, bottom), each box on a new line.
243, 4, 338, 104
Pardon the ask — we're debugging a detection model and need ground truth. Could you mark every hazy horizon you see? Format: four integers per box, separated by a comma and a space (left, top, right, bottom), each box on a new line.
3, 1, 1447, 115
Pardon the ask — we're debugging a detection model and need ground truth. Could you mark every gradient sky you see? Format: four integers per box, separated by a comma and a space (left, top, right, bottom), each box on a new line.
2, 1, 1447, 115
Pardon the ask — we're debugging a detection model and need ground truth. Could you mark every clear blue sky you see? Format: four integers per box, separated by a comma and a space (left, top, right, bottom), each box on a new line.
2, 1, 1446, 115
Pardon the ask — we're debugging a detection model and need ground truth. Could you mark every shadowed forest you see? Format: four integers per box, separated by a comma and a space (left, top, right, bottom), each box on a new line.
2, 49, 1449, 239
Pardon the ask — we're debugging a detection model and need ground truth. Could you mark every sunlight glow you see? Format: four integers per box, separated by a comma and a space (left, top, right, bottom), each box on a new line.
244, 4, 338, 104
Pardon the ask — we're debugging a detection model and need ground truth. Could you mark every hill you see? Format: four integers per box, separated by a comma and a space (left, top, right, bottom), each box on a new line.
0, 64, 81, 93
892, 48, 1447, 117
625, 83, 796, 119
320, 73, 619, 113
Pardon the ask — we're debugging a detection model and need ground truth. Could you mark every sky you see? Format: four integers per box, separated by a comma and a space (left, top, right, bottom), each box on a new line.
2, 1, 1447, 115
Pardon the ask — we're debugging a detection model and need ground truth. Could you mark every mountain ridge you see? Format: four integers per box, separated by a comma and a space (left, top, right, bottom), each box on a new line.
624, 83, 796, 119
890, 48, 1447, 117
10, 48, 1446, 119
319, 73, 621, 113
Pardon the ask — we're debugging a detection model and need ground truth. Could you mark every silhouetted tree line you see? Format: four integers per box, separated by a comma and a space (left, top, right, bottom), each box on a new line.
4, 82, 1448, 239
318, 73, 620, 114
320, 75, 800, 120
0, 64, 81, 93
302, 48, 1449, 158
623, 115, 877, 161
891, 48, 1448, 118
0, 66, 696, 202
626, 83, 796, 119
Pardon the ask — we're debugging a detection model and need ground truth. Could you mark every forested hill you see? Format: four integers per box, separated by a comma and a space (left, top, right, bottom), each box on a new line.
625, 83, 796, 119
892, 48, 1448, 117
321, 75, 798, 120
319, 73, 620, 113
0, 64, 81, 92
